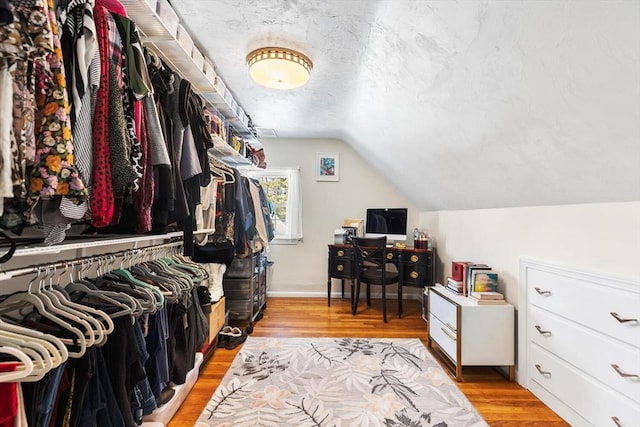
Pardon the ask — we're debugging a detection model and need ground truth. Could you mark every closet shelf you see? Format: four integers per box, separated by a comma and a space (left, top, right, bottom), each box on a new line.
11, 231, 183, 257
209, 134, 254, 167
120, 0, 261, 149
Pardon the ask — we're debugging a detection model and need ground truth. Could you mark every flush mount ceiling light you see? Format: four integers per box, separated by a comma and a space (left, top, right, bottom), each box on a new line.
246, 47, 313, 89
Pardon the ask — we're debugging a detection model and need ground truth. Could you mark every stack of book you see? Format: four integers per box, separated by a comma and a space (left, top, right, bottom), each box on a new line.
470, 291, 506, 305
446, 277, 464, 294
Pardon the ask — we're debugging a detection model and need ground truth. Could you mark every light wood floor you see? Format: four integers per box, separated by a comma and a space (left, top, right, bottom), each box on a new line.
168, 297, 568, 426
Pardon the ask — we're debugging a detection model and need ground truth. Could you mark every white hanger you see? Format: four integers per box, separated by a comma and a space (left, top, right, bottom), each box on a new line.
45, 265, 114, 346
34, 267, 99, 348
0, 272, 88, 358
0, 345, 34, 383
66, 258, 141, 319
0, 319, 68, 366
0, 333, 51, 381
32, 267, 98, 349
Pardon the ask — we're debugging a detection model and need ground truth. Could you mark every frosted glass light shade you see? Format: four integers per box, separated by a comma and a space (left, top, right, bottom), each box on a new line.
247, 47, 313, 90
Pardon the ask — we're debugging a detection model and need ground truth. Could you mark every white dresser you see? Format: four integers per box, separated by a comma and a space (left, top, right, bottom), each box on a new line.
427, 284, 515, 381
519, 259, 640, 427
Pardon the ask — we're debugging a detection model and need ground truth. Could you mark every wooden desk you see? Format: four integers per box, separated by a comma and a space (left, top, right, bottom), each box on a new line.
327, 244, 435, 305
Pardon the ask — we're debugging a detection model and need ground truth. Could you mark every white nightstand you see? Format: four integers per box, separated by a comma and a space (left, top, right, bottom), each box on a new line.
427, 284, 515, 381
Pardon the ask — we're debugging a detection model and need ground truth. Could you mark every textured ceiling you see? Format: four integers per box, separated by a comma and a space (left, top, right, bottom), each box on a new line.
168, 0, 640, 211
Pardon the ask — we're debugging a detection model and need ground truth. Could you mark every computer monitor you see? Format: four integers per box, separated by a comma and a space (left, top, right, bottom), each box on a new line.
364, 208, 408, 243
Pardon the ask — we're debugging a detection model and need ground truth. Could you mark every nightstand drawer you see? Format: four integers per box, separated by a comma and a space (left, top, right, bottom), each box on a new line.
429, 313, 457, 363
430, 288, 457, 331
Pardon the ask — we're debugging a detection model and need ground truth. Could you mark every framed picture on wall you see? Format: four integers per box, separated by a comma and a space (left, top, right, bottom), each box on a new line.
316, 152, 339, 181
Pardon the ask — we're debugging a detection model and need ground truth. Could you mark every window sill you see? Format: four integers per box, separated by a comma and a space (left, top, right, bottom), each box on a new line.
271, 238, 301, 245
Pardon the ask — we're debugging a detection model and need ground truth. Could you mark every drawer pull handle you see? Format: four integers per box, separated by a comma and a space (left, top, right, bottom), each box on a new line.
610, 312, 638, 324
535, 325, 552, 336
441, 327, 457, 341
386, 253, 393, 260
534, 287, 551, 296
410, 255, 419, 263
535, 364, 551, 377
445, 322, 457, 333
612, 416, 623, 427
410, 271, 419, 279
337, 250, 344, 257
611, 364, 639, 379
336, 265, 344, 272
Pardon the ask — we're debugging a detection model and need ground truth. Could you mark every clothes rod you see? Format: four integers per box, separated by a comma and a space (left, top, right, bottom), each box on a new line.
0, 240, 184, 282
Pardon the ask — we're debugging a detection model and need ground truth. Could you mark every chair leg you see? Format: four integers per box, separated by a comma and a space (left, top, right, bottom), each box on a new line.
366, 283, 371, 306
327, 277, 331, 307
382, 285, 388, 323
352, 279, 360, 315
398, 283, 403, 318
341, 279, 345, 299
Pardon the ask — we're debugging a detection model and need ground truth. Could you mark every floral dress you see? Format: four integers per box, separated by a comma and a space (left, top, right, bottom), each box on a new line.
0, 0, 88, 240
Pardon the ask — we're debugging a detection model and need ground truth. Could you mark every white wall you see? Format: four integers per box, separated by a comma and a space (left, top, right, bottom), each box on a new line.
260, 136, 640, 306
420, 201, 640, 307
259, 137, 419, 296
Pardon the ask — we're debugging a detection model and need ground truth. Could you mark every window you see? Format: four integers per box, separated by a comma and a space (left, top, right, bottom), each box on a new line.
248, 167, 302, 243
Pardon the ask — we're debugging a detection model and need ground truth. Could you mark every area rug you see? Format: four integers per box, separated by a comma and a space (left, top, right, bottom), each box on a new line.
196, 337, 487, 427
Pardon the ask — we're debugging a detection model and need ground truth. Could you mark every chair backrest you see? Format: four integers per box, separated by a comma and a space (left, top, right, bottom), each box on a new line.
351, 236, 387, 276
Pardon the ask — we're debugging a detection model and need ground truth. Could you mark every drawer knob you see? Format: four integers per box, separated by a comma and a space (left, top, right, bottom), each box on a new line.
337, 250, 344, 257
534, 325, 552, 336
612, 416, 623, 427
440, 327, 457, 341
410, 255, 419, 262
386, 253, 393, 260
534, 287, 551, 296
610, 312, 638, 324
410, 271, 419, 279
535, 364, 551, 377
337, 265, 344, 272
611, 364, 639, 379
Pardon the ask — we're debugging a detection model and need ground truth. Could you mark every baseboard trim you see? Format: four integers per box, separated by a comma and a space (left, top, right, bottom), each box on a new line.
266, 290, 423, 300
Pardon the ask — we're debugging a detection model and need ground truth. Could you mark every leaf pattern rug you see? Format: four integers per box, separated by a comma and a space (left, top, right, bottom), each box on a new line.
196, 337, 488, 427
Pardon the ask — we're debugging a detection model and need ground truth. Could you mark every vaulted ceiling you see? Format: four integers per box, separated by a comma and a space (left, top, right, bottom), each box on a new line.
168, 0, 640, 211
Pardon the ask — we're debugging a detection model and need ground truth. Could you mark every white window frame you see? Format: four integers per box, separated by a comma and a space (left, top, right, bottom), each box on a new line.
247, 167, 302, 244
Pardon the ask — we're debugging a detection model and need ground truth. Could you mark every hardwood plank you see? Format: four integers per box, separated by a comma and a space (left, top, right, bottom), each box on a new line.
166, 297, 567, 426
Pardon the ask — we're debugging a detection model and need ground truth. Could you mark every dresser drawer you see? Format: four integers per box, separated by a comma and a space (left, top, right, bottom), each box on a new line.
529, 306, 640, 405
429, 289, 457, 332
529, 344, 640, 427
429, 313, 457, 363
528, 269, 640, 348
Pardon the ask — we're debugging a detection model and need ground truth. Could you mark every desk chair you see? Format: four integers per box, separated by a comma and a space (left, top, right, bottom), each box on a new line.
351, 237, 402, 323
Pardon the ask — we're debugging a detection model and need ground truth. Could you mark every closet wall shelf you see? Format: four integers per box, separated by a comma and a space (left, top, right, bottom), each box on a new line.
209, 135, 254, 167
12, 231, 184, 257
120, 0, 261, 149
9, 228, 214, 258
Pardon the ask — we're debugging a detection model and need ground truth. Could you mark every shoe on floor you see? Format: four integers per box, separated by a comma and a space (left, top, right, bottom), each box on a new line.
157, 386, 175, 407
225, 330, 247, 350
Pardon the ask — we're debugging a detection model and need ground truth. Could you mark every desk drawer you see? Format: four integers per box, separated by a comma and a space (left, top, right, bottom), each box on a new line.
329, 247, 353, 278
402, 263, 427, 287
